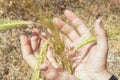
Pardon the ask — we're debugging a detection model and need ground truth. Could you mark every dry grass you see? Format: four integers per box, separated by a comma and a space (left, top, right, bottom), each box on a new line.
0, 0, 120, 80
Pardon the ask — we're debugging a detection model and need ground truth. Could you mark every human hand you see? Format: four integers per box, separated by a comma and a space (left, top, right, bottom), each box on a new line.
20, 10, 112, 80
52, 10, 112, 80
20, 29, 79, 80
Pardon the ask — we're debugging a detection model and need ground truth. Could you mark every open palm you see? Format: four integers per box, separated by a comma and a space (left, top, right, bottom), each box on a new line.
53, 10, 111, 80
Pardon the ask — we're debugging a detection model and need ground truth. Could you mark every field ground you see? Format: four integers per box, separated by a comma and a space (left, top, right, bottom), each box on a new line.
0, 0, 120, 80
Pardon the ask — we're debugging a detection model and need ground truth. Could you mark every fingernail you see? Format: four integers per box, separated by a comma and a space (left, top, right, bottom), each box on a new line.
97, 19, 102, 28
41, 32, 46, 37
40, 63, 48, 72
20, 35, 27, 42
53, 18, 63, 26
53, 18, 59, 23
64, 10, 70, 14
33, 28, 37, 31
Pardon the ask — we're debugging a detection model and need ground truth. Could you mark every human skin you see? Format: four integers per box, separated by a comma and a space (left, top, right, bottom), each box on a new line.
20, 10, 112, 80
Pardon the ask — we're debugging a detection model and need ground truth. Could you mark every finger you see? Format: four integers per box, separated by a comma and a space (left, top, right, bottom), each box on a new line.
40, 63, 59, 80
20, 35, 37, 69
39, 32, 47, 50
41, 62, 79, 80
46, 46, 62, 71
94, 19, 108, 57
53, 18, 79, 41
53, 18, 72, 34
31, 28, 40, 52
40, 32, 47, 40
64, 10, 90, 36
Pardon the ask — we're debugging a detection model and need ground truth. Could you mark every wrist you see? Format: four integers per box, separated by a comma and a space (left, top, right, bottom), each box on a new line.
94, 70, 112, 80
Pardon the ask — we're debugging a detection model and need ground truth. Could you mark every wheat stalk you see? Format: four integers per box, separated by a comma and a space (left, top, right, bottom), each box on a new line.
31, 41, 50, 80
74, 27, 120, 51
0, 19, 32, 30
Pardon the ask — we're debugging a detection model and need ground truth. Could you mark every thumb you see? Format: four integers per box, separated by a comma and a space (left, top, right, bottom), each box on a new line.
40, 63, 58, 80
94, 19, 108, 57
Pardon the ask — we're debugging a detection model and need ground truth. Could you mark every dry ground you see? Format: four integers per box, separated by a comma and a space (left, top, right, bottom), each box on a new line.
0, 0, 120, 80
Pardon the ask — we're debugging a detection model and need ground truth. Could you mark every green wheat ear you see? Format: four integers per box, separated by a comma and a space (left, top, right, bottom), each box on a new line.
75, 27, 120, 51
31, 41, 50, 80
0, 19, 33, 30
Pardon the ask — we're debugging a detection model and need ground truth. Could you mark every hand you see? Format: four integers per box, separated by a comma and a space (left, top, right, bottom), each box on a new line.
52, 10, 112, 80
20, 29, 79, 80
20, 10, 112, 80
